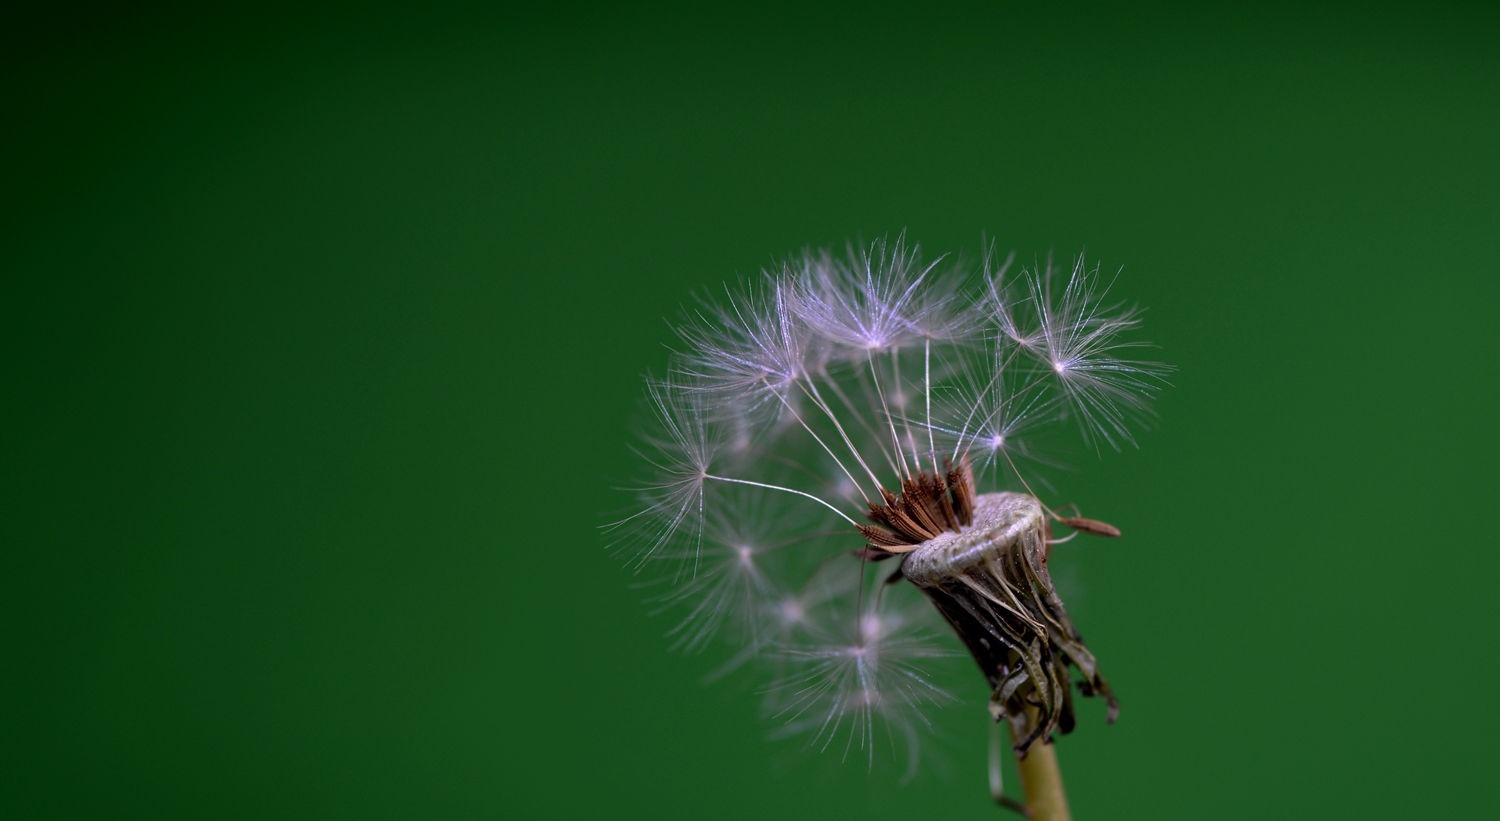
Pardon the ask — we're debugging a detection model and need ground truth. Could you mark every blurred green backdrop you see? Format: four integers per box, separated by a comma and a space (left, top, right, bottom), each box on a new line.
5, 2, 1498, 819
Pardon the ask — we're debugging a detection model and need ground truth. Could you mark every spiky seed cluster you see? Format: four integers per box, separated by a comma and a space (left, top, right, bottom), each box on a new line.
613, 236, 1166, 773
859, 460, 976, 551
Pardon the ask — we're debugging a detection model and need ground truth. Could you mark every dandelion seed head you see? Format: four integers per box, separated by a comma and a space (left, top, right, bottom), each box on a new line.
613, 235, 1166, 779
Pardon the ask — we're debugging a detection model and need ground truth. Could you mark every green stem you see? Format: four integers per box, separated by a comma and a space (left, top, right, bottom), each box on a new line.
1016, 739, 1070, 821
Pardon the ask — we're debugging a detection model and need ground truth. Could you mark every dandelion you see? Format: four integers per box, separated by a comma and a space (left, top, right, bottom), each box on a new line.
612, 236, 1168, 817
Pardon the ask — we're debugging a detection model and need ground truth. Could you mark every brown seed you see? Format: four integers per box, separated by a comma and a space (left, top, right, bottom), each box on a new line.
1058, 516, 1121, 538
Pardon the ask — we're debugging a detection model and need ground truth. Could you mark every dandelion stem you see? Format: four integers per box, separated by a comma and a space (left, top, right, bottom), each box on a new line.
1015, 735, 1070, 821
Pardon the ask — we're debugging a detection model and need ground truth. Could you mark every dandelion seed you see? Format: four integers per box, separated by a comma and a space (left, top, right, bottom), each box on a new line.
770, 591, 956, 780
612, 236, 1168, 815
1024, 254, 1171, 449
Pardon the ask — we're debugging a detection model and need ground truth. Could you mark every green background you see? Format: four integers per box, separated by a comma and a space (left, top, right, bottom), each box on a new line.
5, 3, 1498, 818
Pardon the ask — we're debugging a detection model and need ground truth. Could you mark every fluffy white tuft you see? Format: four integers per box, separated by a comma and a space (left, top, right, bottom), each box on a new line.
613, 237, 1166, 771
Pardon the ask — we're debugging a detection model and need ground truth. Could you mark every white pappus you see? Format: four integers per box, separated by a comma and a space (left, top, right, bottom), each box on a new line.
611, 235, 1168, 789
